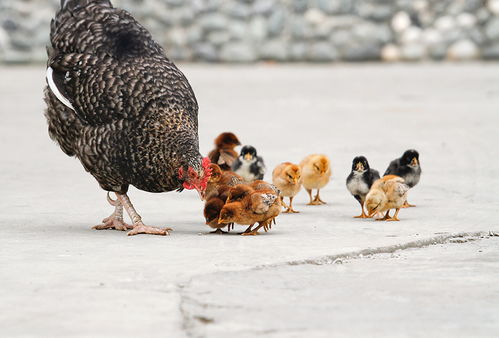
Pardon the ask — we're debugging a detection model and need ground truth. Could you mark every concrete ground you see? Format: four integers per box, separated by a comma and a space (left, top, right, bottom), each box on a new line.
0, 63, 498, 338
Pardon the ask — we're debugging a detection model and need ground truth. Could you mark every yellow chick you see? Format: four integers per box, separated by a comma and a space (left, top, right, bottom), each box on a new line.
272, 162, 302, 213
365, 175, 409, 221
300, 154, 332, 205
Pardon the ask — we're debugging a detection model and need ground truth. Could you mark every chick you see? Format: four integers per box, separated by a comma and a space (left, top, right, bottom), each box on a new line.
384, 149, 421, 207
220, 183, 281, 235
204, 195, 231, 234
272, 162, 302, 213
365, 175, 409, 221
300, 154, 332, 205
346, 156, 380, 218
208, 132, 241, 171
232, 145, 266, 182
204, 163, 243, 200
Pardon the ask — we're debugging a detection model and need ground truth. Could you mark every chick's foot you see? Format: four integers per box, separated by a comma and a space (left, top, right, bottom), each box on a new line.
402, 201, 416, 208
209, 228, 227, 234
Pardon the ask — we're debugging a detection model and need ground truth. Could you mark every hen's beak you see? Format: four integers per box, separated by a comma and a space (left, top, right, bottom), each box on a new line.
244, 153, 253, 161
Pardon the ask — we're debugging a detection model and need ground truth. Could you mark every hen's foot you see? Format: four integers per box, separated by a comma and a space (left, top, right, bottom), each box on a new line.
93, 215, 133, 231
127, 222, 172, 236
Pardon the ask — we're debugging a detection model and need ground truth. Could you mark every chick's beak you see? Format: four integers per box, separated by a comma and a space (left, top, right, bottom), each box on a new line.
244, 153, 253, 161
411, 158, 418, 166
217, 217, 225, 224
356, 163, 364, 171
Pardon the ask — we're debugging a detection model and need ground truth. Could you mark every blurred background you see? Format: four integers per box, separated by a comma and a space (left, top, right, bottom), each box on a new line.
1, 0, 499, 64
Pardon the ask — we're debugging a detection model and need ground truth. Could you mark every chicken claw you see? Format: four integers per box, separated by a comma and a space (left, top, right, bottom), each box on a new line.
93, 192, 133, 231
127, 222, 172, 236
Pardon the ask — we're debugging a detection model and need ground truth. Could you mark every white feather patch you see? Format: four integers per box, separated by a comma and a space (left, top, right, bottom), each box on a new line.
46, 67, 75, 111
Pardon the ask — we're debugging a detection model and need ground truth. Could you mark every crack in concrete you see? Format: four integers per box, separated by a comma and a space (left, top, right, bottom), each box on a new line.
176, 230, 499, 338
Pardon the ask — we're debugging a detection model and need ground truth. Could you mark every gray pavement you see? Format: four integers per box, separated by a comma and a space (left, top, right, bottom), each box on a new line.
0, 64, 498, 337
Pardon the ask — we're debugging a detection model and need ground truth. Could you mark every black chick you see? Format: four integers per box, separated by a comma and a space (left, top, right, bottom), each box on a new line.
44, 0, 211, 236
232, 145, 266, 182
346, 156, 380, 218
384, 149, 422, 207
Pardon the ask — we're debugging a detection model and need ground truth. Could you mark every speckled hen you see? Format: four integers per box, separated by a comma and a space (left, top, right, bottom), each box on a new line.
44, 0, 211, 236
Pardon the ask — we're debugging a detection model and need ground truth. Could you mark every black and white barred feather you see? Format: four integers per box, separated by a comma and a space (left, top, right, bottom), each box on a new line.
44, 0, 201, 194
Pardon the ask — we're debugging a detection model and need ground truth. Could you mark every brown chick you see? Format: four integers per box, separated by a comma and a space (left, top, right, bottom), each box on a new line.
220, 184, 281, 235
365, 175, 409, 221
208, 132, 241, 171
204, 197, 230, 234
300, 154, 332, 205
272, 162, 302, 213
204, 163, 244, 200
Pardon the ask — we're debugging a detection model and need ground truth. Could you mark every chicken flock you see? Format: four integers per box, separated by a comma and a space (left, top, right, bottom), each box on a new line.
44, 0, 422, 237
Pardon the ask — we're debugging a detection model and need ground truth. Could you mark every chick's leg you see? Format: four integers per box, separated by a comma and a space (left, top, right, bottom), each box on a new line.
307, 189, 321, 205
402, 201, 416, 208
93, 192, 133, 231
241, 221, 268, 236
354, 201, 368, 218
387, 208, 401, 221
284, 197, 300, 213
314, 190, 327, 204
116, 193, 172, 236
376, 210, 391, 221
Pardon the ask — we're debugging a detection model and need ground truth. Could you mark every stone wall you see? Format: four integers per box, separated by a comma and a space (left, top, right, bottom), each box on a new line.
1, 0, 499, 63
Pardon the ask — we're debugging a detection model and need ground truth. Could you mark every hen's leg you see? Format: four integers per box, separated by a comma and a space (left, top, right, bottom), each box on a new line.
116, 193, 172, 236
93, 192, 133, 231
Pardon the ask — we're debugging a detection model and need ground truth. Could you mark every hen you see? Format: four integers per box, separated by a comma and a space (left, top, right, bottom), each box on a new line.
44, 0, 211, 236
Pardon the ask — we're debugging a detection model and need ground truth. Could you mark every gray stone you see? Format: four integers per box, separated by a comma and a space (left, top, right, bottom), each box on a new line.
317, 0, 352, 15
355, 2, 394, 21
401, 43, 426, 61
187, 26, 204, 44
476, 7, 491, 24
260, 39, 289, 60
224, 2, 252, 19
342, 42, 382, 61
268, 7, 286, 37
290, 41, 308, 60
463, 0, 484, 12
193, 43, 219, 62
164, 0, 183, 7
228, 21, 249, 40
252, 0, 275, 16
307, 42, 339, 62
250, 16, 268, 41
207, 30, 231, 46
482, 43, 499, 59
447, 39, 479, 60
330, 29, 354, 48
220, 42, 258, 62
292, 0, 308, 13
291, 17, 314, 39
199, 13, 228, 31
428, 44, 447, 60
485, 18, 499, 41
